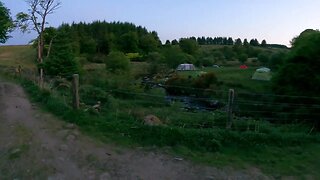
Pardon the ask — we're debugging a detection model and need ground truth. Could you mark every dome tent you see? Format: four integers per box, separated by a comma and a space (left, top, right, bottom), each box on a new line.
176, 64, 196, 71
256, 67, 271, 73
252, 67, 272, 81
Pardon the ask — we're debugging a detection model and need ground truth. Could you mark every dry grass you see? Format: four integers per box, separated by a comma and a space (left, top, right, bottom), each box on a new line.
0, 45, 36, 69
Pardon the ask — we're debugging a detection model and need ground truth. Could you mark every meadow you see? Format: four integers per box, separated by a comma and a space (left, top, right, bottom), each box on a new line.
1, 45, 319, 178
0, 45, 36, 69
178, 66, 272, 93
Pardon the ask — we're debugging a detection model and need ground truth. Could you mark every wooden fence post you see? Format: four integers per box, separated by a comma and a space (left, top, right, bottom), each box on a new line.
33, 69, 37, 84
18, 65, 22, 77
72, 74, 80, 109
226, 89, 235, 129
39, 68, 44, 88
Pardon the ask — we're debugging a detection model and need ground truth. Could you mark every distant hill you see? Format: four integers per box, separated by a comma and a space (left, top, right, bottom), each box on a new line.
266, 44, 289, 49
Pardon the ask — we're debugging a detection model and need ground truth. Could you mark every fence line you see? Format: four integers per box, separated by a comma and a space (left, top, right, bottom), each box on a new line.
234, 100, 320, 107
1, 66, 319, 131
146, 81, 320, 99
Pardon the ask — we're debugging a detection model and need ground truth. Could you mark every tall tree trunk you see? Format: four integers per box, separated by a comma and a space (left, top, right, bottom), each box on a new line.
47, 37, 54, 58
38, 35, 44, 88
37, 38, 41, 62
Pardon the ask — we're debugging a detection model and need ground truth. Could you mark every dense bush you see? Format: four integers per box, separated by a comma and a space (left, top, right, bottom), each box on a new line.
179, 38, 199, 55
193, 72, 217, 89
273, 29, 320, 96
44, 56, 80, 77
165, 72, 218, 96
238, 53, 248, 64
268, 51, 286, 70
105, 51, 130, 73
164, 75, 193, 95
162, 46, 195, 68
272, 30, 320, 130
44, 27, 81, 77
0, 1, 13, 43
201, 57, 214, 67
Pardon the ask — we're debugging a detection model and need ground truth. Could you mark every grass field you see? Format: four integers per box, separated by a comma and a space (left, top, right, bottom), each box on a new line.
178, 67, 272, 93
1, 45, 320, 178
0, 45, 36, 69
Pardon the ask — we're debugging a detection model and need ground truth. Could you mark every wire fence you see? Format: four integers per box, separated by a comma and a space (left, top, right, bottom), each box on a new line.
1, 66, 319, 131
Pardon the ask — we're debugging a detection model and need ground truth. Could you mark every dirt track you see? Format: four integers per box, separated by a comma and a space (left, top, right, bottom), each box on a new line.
0, 80, 271, 179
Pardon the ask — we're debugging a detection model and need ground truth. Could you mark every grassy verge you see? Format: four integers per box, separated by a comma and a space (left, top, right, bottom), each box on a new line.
17, 78, 320, 177
173, 144, 320, 177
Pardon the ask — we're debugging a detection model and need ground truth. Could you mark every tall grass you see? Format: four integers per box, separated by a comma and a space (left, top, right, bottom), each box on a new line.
21, 79, 320, 152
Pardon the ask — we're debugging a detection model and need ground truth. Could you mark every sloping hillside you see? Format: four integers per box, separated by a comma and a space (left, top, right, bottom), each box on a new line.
0, 45, 36, 69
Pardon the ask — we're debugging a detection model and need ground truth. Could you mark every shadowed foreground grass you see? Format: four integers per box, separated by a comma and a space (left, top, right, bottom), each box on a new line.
1, 45, 319, 178
16, 78, 320, 178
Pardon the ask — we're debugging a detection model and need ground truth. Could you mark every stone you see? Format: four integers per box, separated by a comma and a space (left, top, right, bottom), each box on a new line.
87, 170, 96, 180
58, 157, 65, 162
65, 123, 76, 129
174, 157, 184, 161
72, 130, 80, 136
66, 134, 76, 141
99, 172, 111, 180
143, 115, 162, 126
59, 144, 68, 151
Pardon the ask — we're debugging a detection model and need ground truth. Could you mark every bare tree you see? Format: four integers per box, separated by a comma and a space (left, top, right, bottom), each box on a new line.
16, 0, 61, 85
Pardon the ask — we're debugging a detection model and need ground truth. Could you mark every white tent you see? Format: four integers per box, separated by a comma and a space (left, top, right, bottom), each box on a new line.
256, 67, 271, 73
252, 67, 272, 81
176, 64, 196, 71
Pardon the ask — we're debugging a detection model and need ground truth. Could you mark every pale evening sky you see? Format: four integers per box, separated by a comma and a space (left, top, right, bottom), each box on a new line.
1, 0, 320, 46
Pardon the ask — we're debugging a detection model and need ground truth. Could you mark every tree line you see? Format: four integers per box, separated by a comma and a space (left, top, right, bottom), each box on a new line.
47, 21, 161, 56
20, 21, 289, 77
166, 37, 288, 49
39, 21, 163, 76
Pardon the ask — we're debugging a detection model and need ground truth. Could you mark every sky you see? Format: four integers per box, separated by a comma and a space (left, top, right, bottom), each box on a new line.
2, 0, 320, 46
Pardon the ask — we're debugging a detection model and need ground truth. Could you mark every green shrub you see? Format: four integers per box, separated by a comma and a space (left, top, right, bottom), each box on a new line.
126, 53, 142, 62
44, 56, 81, 77
179, 38, 199, 55
193, 72, 217, 89
105, 51, 130, 73
165, 75, 193, 95
165, 72, 218, 96
201, 58, 214, 67
238, 53, 248, 64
